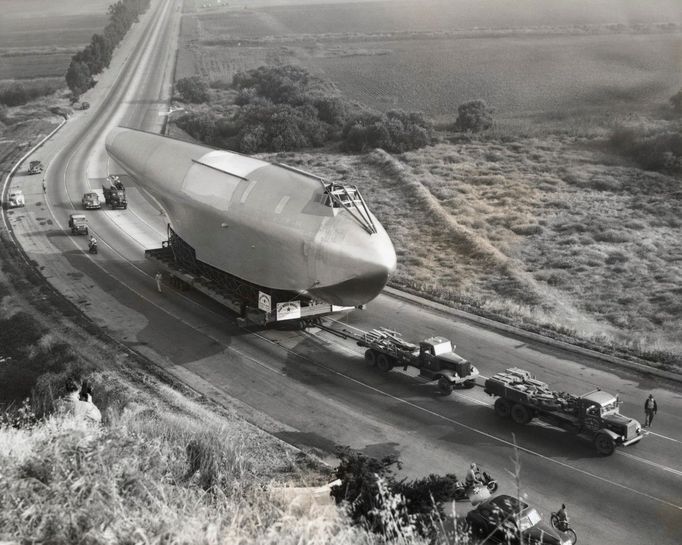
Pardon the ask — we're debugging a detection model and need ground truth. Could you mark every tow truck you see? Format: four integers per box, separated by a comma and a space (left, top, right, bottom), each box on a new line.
484, 367, 643, 455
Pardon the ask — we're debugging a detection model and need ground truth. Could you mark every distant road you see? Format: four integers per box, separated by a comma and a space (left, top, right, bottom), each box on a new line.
5, 0, 681, 543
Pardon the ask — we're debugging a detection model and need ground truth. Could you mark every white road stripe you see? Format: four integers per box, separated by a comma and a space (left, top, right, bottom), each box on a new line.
617, 451, 682, 477
648, 431, 682, 444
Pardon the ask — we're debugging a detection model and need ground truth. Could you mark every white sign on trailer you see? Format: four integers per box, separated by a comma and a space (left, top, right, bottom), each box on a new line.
258, 291, 271, 312
276, 301, 301, 320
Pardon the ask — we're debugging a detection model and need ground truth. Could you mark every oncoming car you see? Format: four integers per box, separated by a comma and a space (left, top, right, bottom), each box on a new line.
7, 189, 26, 208
82, 192, 101, 209
466, 495, 571, 545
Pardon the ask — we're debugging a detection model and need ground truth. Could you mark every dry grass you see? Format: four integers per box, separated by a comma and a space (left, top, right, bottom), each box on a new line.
267, 132, 682, 364
0, 368, 453, 545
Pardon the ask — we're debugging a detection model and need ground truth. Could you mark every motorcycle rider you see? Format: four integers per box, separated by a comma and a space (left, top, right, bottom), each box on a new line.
555, 503, 569, 529
88, 235, 97, 252
465, 462, 483, 490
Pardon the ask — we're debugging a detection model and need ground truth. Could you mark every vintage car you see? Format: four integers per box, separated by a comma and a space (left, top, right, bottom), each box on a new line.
68, 214, 89, 235
466, 495, 571, 545
7, 189, 25, 208
82, 192, 101, 209
28, 160, 44, 175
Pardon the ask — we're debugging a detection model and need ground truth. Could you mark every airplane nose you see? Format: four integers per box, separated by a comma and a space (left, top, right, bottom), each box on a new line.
309, 222, 396, 306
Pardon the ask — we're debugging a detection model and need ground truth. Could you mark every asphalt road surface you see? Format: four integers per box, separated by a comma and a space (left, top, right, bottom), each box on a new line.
4, 1, 681, 543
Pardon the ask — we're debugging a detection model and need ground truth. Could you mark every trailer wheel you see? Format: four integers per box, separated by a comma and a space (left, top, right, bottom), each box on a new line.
376, 354, 393, 372
364, 349, 377, 366
438, 377, 453, 395
494, 398, 512, 418
594, 432, 616, 456
511, 403, 533, 425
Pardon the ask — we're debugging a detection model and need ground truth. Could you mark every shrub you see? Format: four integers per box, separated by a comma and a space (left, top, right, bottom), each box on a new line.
671, 89, 682, 114
176, 76, 210, 103
454, 99, 494, 132
609, 124, 682, 173
330, 448, 459, 539
342, 110, 432, 153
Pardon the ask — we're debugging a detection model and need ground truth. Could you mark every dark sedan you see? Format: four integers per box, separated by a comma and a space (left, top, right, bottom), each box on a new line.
466, 495, 571, 545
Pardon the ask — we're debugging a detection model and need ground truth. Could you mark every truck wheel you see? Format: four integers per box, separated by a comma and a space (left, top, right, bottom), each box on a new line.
438, 376, 453, 395
494, 398, 512, 418
376, 354, 393, 372
364, 349, 377, 366
511, 403, 533, 425
594, 432, 616, 456
463, 379, 476, 389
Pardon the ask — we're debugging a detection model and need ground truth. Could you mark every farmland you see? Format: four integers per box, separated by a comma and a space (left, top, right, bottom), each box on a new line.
180, 0, 682, 122
173, 0, 682, 363
0, 0, 109, 81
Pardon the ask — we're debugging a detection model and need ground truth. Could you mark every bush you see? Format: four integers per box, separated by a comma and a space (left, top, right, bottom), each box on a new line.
341, 110, 432, 153
671, 89, 682, 114
176, 76, 210, 103
330, 448, 459, 539
454, 99, 494, 132
609, 124, 682, 172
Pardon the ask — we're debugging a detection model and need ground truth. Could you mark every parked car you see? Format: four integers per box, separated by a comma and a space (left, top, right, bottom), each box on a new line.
82, 192, 101, 209
7, 189, 25, 208
28, 160, 43, 175
466, 495, 570, 545
68, 214, 89, 235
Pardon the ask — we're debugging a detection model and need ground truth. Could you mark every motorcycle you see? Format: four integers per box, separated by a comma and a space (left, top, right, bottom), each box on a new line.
550, 512, 577, 544
88, 240, 98, 254
454, 470, 498, 501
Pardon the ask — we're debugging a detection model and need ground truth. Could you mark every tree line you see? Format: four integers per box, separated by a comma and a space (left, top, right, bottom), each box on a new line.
173, 65, 500, 155
65, 0, 151, 99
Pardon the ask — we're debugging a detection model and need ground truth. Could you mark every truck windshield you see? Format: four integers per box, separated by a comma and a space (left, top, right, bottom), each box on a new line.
432, 341, 453, 356
600, 400, 619, 415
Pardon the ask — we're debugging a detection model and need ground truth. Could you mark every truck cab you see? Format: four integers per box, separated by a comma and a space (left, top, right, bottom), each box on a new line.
102, 175, 127, 209
579, 390, 642, 452
68, 214, 89, 235
417, 337, 478, 392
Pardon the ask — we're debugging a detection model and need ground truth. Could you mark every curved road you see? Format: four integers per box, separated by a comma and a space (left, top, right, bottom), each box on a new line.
4, 1, 681, 543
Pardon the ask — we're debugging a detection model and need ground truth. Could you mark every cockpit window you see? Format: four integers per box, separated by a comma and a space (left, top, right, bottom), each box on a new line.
323, 183, 362, 208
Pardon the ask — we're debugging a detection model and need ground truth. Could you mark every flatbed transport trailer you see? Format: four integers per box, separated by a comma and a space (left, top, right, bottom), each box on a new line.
319, 324, 479, 395
485, 367, 643, 455
145, 226, 352, 326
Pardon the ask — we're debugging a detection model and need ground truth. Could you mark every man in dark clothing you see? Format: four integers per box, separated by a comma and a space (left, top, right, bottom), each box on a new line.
644, 394, 657, 428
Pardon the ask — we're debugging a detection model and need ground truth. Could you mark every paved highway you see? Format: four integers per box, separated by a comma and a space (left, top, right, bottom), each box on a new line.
4, 1, 681, 543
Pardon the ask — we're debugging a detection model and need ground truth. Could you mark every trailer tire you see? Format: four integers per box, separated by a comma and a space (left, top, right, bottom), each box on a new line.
594, 432, 616, 456
364, 349, 377, 366
494, 398, 512, 418
438, 376, 453, 395
511, 403, 533, 425
376, 354, 393, 372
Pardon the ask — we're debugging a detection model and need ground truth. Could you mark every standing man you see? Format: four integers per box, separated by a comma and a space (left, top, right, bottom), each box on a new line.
155, 272, 163, 293
644, 393, 657, 428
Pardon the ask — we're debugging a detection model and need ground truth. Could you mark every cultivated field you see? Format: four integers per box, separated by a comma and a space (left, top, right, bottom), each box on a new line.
179, 0, 682, 123
0, 0, 109, 81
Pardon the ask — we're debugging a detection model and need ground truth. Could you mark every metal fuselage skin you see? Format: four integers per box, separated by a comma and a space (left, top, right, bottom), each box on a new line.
105, 127, 396, 306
